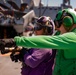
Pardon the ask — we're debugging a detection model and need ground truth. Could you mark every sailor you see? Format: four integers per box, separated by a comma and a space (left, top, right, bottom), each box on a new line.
1, 16, 55, 75
20, 16, 56, 75
1, 8, 76, 75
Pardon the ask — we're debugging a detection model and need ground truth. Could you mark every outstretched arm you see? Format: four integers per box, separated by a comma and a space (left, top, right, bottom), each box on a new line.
0, 32, 76, 52
14, 32, 76, 50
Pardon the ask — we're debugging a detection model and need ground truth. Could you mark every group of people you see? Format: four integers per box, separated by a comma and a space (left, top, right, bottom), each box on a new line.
0, 8, 76, 75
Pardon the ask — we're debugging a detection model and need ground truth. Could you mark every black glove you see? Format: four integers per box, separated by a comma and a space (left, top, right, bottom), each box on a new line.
0, 39, 16, 47
0, 39, 16, 54
10, 47, 28, 62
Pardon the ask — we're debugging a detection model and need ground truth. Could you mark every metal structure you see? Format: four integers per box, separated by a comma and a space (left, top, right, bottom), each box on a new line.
0, 0, 72, 39
0, 0, 27, 38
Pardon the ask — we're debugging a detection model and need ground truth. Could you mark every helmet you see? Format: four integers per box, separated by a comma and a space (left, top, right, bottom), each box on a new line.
54, 8, 76, 28
34, 16, 55, 35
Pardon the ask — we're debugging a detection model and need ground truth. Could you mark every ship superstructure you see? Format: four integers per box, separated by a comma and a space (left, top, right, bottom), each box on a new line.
0, 0, 72, 38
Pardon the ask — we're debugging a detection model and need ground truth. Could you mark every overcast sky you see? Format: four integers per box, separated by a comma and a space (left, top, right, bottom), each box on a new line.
0, 0, 76, 8
42, 0, 76, 8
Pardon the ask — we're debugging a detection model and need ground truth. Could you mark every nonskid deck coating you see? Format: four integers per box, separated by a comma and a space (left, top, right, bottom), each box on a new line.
0, 55, 21, 75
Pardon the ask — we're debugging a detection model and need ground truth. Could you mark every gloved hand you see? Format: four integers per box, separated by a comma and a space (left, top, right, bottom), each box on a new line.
0, 39, 16, 47
0, 39, 16, 54
10, 47, 28, 62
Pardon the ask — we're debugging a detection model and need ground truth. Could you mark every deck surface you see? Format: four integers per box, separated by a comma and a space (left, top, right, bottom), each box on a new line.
0, 55, 21, 75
